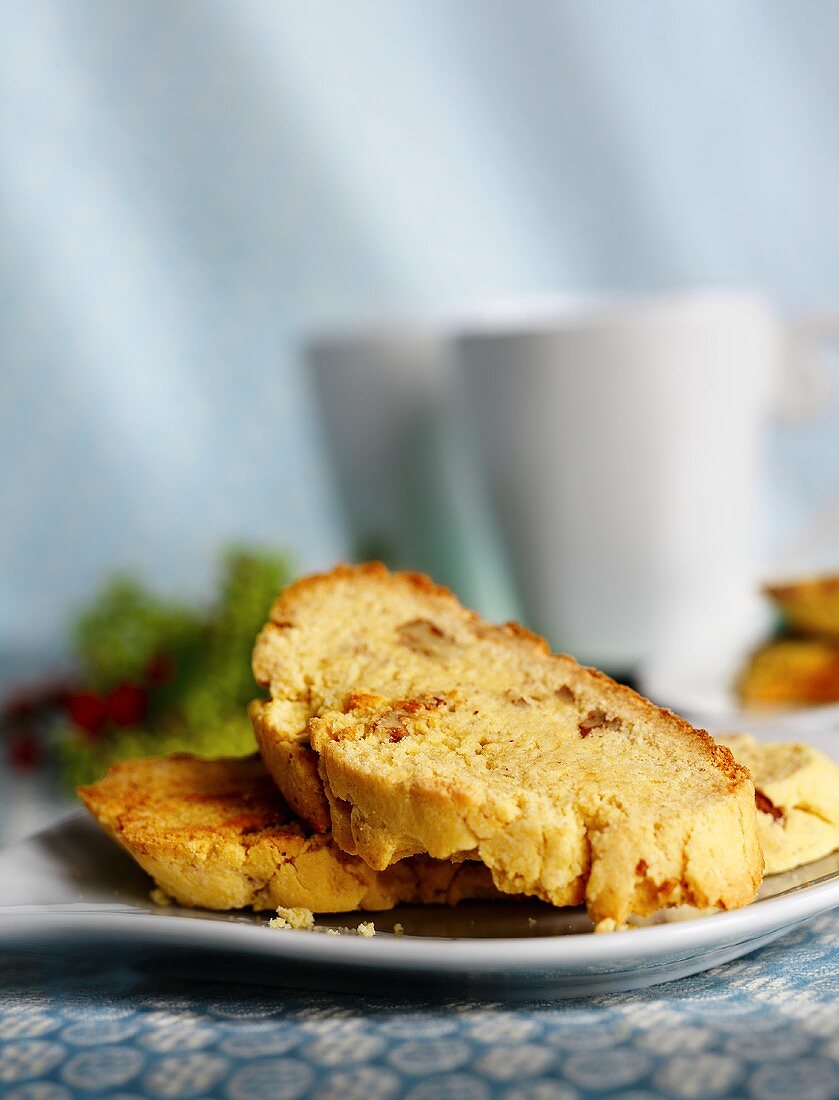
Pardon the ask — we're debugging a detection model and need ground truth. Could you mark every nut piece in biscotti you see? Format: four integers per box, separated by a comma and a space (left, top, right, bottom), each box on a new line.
78, 754, 498, 913
251, 563, 764, 927
736, 638, 839, 709
720, 734, 839, 874
766, 574, 839, 643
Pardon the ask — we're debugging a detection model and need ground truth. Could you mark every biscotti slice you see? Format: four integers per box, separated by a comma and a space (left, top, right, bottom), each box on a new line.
252, 563, 763, 926
736, 638, 839, 709
766, 574, 839, 642
720, 734, 839, 874
250, 697, 332, 831
78, 754, 498, 913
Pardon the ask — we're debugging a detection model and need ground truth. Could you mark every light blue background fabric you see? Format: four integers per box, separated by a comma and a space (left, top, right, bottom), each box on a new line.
3, 0, 839, 656
1, 913, 838, 1099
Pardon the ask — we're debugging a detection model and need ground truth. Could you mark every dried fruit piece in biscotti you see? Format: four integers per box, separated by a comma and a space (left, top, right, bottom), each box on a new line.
721, 734, 839, 874
78, 753, 498, 913
252, 563, 763, 927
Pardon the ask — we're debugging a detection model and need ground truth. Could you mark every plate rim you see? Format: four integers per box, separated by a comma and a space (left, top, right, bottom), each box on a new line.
1, 818, 837, 974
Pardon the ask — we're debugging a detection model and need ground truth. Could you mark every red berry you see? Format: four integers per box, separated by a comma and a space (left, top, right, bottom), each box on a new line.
6, 727, 42, 769
108, 683, 147, 726
66, 691, 109, 736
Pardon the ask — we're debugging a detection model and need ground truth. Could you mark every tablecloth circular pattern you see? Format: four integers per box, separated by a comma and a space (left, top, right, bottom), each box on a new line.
1, 911, 838, 1100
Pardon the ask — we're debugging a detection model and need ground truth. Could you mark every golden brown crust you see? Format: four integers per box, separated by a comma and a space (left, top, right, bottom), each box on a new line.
78, 753, 498, 913
252, 562, 763, 925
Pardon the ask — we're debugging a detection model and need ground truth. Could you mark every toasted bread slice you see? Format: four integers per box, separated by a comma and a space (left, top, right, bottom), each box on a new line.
252, 563, 763, 926
766, 575, 839, 642
78, 754, 497, 913
720, 734, 839, 874
735, 638, 839, 709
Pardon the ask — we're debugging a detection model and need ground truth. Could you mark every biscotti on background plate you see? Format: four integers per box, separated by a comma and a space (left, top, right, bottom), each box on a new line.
719, 734, 839, 875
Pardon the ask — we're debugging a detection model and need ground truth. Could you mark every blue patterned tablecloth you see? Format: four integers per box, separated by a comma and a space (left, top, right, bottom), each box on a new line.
1, 912, 838, 1100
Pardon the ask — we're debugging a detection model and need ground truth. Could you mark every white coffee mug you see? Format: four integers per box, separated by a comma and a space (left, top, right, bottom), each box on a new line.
453, 291, 831, 671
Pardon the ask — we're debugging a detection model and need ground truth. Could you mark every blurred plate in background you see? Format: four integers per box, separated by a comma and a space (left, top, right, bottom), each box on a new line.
640, 613, 839, 753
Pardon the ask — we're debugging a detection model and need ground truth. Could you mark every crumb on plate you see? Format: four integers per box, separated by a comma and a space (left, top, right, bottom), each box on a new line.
268, 907, 377, 937
269, 906, 316, 931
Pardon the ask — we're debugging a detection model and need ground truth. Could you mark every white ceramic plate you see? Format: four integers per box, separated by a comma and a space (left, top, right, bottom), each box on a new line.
1, 814, 837, 999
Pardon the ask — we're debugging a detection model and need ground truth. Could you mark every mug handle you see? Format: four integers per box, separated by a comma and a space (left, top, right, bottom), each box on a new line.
777, 313, 839, 421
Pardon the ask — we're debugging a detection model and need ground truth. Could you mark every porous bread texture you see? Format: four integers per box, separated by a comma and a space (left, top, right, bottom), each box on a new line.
78, 753, 498, 913
252, 563, 764, 926
720, 734, 839, 874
